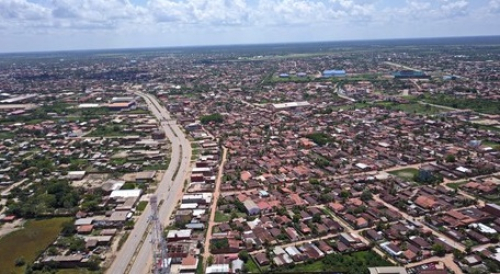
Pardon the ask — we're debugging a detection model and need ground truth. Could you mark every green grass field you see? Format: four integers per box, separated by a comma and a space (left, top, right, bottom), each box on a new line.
388, 168, 419, 181
447, 181, 467, 190
482, 140, 500, 148
245, 256, 261, 273
0, 217, 72, 274
274, 250, 392, 273
326, 101, 447, 116
0, 131, 15, 139
377, 102, 447, 115
214, 211, 231, 222
136, 201, 148, 211
196, 256, 204, 274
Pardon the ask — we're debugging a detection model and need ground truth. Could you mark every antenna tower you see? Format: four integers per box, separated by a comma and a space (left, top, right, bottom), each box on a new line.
150, 195, 170, 274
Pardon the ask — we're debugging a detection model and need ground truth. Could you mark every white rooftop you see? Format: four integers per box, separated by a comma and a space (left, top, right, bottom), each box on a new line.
110, 189, 142, 199
272, 101, 310, 109
167, 229, 192, 239
206, 264, 230, 274
369, 267, 408, 274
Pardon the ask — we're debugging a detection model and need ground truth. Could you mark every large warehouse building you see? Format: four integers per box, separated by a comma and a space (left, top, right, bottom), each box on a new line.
323, 69, 346, 78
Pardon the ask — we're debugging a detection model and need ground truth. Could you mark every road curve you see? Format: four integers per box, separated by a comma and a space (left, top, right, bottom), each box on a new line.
106, 91, 191, 274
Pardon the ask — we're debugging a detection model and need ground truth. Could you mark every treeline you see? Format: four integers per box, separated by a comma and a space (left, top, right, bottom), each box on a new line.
200, 113, 223, 124
6, 180, 82, 218
306, 132, 332, 146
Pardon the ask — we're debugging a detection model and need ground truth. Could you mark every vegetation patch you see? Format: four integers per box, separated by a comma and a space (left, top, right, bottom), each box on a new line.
482, 140, 500, 149
117, 232, 129, 251
143, 161, 169, 171
214, 211, 231, 222
245, 256, 261, 273
388, 168, 419, 181
87, 125, 142, 137
200, 113, 223, 124
136, 201, 148, 212
0, 131, 15, 139
423, 94, 500, 115
447, 181, 467, 190
210, 238, 229, 253
7, 180, 81, 218
196, 256, 204, 274
122, 108, 149, 114
305, 132, 333, 146
0, 217, 72, 274
274, 250, 392, 274
376, 102, 447, 115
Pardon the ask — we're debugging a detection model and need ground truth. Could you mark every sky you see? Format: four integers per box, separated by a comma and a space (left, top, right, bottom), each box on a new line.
0, 0, 500, 53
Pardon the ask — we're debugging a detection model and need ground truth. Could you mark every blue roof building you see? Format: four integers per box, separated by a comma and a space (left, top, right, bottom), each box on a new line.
443, 75, 459, 80
323, 70, 346, 78
393, 70, 430, 79
279, 73, 289, 78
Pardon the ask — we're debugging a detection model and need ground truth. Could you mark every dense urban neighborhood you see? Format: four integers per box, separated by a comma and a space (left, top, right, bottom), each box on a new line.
0, 38, 500, 274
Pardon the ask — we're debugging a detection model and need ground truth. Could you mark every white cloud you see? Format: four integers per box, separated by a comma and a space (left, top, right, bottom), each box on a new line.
489, 0, 500, 12
50, 0, 148, 26
0, 0, 498, 52
147, 0, 250, 25
440, 0, 469, 17
380, 0, 472, 24
252, 0, 335, 26
0, 0, 50, 21
0, 0, 475, 32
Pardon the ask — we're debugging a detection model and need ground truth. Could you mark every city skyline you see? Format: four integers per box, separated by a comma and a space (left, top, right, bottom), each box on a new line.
1, 0, 500, 53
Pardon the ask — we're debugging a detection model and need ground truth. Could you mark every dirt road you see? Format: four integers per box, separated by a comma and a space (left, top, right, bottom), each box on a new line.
202, 147, 228, 268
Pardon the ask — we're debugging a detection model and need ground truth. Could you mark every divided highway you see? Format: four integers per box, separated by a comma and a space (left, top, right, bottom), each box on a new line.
107, 91, 192, 274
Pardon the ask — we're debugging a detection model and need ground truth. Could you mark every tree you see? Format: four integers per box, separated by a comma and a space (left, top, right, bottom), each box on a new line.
465, 246, 472, 254
414, 169, 443, 185
200, 113, 223, 125
238, 250, 249, 263
445, 154, 456, 163
61, 221, 76, 237
69, 237, 86, 252
47, 246, 59, 256
453, 249, 464, 261
276, 206, 287, 216
14, 257, 25, 267
305, 132, 332, 146
87, 255, 101, 271
432, 244, 446, 257
360, 190, 373, 201
312, 213, 322, 223
340, 190, 350, 199
207, 255, 215, 266
376, 222, 386, 231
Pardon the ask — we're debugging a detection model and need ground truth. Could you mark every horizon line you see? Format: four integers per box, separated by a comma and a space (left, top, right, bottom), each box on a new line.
1, 34, 500, 56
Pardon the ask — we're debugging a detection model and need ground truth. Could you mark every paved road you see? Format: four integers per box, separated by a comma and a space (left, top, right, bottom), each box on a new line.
383, 61, 421, 72
106, 91, 192, 274
317, 205, 398, 265
417, 101, 463, 112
